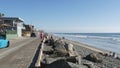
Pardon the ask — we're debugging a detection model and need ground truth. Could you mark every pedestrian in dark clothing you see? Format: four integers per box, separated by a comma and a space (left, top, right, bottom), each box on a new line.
40, 32, 44, 42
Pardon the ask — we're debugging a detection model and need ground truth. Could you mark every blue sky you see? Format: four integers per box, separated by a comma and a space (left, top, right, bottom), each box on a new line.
0, 0, 120, 33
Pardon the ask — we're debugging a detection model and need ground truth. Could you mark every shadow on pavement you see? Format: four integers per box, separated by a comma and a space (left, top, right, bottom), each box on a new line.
29, 42, 42, 68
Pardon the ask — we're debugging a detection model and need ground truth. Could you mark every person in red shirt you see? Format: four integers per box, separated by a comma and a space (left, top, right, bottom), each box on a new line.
40, 32, 44, 42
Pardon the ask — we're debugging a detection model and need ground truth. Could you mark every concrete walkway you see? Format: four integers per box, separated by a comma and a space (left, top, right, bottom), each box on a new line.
0, 37, 41, 68
9, 37, 31, 45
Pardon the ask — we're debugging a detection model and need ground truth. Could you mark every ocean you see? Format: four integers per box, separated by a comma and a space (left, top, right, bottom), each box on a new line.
54, 33, 120, 54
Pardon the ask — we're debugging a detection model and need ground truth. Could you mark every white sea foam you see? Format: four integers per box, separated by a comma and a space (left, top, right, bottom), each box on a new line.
112, 38, 120, 42
74, 35, 120, 42
74, 35, 88, 38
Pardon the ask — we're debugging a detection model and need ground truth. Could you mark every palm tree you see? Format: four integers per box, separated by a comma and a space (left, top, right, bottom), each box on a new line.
0, 13, 4, 17
0, 13, 4, 22
0, 13, 5, 34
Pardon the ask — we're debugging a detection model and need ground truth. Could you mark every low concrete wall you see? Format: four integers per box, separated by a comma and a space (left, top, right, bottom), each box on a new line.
6, 34, 18, 39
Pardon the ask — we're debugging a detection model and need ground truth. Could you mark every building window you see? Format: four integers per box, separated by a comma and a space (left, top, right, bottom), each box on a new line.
4, 20, 13, 26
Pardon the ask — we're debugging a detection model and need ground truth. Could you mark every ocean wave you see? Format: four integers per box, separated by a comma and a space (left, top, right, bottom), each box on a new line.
112, 35, 120, 37
74, 35, 88, 38
80, 35, 120, 42
112, 38, 120, 42
87, 36, 112, 39
71, 35, 112, 39
55, 33, 120, 42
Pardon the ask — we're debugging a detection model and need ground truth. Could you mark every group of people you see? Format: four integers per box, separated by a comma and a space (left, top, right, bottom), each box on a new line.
109, 52, 120, 59
100, 51, 120, 60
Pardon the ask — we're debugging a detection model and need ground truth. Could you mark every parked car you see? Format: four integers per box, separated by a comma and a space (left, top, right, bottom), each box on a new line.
31, 32, 36, 37
0, 35, 10, 48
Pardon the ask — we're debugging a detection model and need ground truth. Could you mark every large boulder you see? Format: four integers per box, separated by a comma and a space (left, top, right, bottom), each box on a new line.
53, 39, 79, 57
84, 53, 102, 63
53, 39, 69, 57
43, 57, 60, 64
43, 56, 81, 65
45, 59, 86, 68
83, 62, 95, 68
64, 43, 74, 51
45, 59, 71, 68
64, 43, 79, 56
66, 56, 81, 64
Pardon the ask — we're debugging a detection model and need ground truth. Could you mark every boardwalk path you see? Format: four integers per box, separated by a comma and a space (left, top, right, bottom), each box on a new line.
0, 37, 41, 68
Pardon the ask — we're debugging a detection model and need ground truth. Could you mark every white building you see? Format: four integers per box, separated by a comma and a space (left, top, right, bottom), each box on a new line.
0, 17, 24, 39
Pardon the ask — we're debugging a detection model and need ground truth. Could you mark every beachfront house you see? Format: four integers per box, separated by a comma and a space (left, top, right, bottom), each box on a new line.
0, 17, 24, 39
22, 24, 34, 37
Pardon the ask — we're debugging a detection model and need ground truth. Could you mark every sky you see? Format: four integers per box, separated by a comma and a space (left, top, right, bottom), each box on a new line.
0, 0, 120, 33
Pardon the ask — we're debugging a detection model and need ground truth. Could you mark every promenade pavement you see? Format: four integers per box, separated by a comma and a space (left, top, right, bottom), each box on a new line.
0, 37, 41, 68
0, 36, 39, 59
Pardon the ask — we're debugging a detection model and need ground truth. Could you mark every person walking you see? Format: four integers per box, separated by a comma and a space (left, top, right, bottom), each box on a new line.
40, 32, 44, 42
